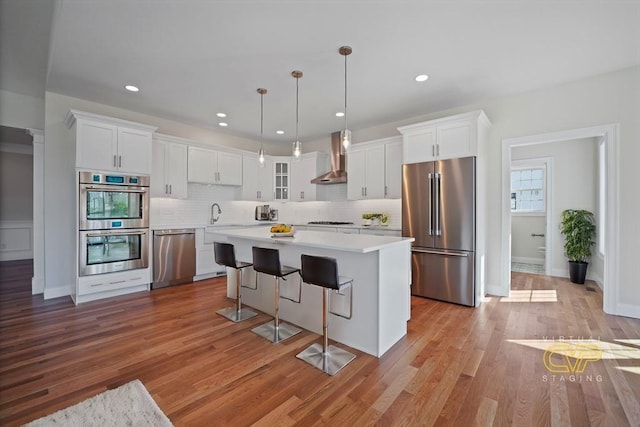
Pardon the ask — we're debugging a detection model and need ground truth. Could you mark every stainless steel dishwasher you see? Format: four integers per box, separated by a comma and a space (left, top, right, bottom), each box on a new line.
152, 229, 196, 289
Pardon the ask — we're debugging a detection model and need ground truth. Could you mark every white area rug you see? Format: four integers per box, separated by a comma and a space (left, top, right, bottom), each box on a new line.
25, 379, 173, 427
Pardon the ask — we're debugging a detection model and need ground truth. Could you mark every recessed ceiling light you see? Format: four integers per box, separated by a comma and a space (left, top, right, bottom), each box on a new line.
276, 130, 284, 135
415, 74, 429, 82
216, 113, 226, 118
124, 85, 139, 92
219, 122, 228, 127
336, 112, 345, 117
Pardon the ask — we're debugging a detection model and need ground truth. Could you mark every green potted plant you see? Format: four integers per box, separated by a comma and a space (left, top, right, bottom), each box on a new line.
560, 209, 596, 284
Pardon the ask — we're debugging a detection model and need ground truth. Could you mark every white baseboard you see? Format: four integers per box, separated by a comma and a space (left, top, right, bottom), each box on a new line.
615, 303, 640, 319
44, 285, 71, 300
31, 276, 44, 295
485, 283, 508, 297
512, 256, 544, 264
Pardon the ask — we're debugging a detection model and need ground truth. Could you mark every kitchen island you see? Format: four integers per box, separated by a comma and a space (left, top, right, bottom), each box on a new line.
207, 227, 414, 357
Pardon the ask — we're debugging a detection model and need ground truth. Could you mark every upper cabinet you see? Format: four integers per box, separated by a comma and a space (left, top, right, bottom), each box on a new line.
187, 146, 242, 186
398, 110, 491, 164
384, 138, 403, 198
290, 152, 329, 201
65, 110, 157, 174
272, 158, 290, 201
241, 155, 273, 201
347, 136, 402, 200
151, 134, 188, 198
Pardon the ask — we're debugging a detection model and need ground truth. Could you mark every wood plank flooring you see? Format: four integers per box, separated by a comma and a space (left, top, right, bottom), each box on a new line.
1, 259, 639, 426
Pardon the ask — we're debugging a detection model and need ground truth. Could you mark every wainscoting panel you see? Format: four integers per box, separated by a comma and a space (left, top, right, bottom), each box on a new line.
0, 221, 33, 261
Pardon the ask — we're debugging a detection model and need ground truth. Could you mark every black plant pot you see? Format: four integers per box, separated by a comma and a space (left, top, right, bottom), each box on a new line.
569, 261, 588, 284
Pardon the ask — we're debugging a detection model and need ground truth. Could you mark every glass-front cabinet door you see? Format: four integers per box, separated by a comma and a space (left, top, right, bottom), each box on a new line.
273, 160, 289, 200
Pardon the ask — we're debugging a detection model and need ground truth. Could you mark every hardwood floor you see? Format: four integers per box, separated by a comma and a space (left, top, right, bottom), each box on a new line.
1, 259, 639, 426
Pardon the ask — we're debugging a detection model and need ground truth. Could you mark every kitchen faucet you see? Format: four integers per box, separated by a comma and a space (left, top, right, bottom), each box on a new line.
210, 203, 222, 224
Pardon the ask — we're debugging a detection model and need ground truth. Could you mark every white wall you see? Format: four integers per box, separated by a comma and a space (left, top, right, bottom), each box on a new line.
511, 216, 546, 262
511, 138, 600, 280
0, 151, 33, 220
336, 66, 640, 313
0, 89, 45, 129
42, 66, 640, 315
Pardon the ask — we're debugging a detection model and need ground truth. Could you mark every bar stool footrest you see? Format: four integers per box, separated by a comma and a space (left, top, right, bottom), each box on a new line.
252, 320, 302, 343
296, 343, 356, 376
216, 306, 257, 322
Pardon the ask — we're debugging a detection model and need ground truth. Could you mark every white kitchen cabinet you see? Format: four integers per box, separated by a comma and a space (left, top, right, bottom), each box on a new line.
347, 144, 385, 200
384, 139, 403, 199
398, 110, 490, 164
360, 228, 401, 237
241, 155, 273, 201
187, 147, 242, 186
151, 135, 188, 198
336, 227, 360, 235
273, 158, 290, 201
195, 228, 226, 279
290, 152, 329, 201
66, 110, 157, 174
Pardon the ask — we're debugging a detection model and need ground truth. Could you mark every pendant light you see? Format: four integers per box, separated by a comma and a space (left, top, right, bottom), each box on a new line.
339, 46, 352, 153
291, 70, 303, 159
257, 88, 267, 167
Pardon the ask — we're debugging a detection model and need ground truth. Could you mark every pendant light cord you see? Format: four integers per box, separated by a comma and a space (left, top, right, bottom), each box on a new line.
260, 92, 264, 148
344, 52, 348, 130
295, 76, 299, 143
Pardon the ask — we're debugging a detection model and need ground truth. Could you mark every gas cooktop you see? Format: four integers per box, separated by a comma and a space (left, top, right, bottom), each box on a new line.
307, 221, 355, 225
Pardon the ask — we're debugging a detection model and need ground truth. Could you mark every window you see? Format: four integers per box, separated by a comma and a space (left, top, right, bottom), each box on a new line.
511, 166, 545, 214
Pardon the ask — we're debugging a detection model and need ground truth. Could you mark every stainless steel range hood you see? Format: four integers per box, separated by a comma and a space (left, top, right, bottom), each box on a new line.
311, 131, 347, 184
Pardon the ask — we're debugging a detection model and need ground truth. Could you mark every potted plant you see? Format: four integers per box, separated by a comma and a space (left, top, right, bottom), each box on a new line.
560, 209, 596, 284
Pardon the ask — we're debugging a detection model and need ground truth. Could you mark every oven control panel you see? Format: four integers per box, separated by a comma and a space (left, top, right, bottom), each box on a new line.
80, 171, 149, 187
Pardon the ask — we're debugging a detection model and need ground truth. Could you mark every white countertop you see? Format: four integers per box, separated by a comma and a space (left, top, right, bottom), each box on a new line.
300, 223, 401, 232
208, 226, 413, 254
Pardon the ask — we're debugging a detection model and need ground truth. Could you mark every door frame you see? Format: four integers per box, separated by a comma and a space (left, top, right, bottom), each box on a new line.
500, 124, 619, 315
509, 156, 553, 276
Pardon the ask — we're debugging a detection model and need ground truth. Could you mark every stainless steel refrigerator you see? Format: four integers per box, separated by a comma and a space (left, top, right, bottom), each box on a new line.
402, 157, 476, 306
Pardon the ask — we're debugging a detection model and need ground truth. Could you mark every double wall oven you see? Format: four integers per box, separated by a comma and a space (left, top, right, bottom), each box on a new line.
78, 171, 150, 276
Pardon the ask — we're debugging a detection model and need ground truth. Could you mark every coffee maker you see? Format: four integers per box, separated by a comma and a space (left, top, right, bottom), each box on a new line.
255, 205, 278, 221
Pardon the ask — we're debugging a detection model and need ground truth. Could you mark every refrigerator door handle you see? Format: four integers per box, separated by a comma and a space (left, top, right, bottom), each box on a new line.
434, 173, 442, 236
427, 173, 433, 236
411, 248, 469, 257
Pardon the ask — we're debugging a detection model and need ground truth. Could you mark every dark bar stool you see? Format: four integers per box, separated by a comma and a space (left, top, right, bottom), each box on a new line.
214, 242, 257, 322
251, 246, 302, 343
296, 254, 356, 375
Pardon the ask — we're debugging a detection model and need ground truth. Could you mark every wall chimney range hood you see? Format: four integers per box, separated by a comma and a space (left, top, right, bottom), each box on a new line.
311, 131, 347, 184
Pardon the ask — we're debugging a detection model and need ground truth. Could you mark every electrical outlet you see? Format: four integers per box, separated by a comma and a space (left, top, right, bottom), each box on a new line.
0, 243, 7, 249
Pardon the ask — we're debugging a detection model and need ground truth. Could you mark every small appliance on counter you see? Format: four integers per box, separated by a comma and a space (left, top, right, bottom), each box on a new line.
255, 205, 278, 221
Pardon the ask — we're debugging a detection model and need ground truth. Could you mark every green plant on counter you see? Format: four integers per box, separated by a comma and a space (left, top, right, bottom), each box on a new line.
362, 213, 389, 224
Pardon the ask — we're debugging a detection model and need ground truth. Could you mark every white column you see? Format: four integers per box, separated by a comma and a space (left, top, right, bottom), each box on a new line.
27, 128, 44, 294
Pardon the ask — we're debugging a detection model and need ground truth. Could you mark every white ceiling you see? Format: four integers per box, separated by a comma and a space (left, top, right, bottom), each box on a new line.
2, 1, 639, 144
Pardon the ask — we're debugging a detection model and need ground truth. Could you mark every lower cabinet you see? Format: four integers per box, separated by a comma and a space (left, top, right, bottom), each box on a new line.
195, 228, 226, 279
75, 269, 150, 303
360, 228, 402, 237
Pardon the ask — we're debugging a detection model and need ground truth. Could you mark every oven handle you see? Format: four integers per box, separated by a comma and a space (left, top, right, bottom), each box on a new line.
86, 230, 148, 238
83, 186, 148, 193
